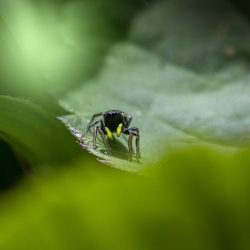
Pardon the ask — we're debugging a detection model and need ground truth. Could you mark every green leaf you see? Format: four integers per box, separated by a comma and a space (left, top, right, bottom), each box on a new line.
0, 95, 81, 167
60, 43, 250, 171
59, 0, 250, 171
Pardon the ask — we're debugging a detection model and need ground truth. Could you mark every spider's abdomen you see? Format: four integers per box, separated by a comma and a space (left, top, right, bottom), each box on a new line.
103, 110, 124, 132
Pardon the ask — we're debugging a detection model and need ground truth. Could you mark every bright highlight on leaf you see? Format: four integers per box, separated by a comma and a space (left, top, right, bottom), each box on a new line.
0, 0, 140, 100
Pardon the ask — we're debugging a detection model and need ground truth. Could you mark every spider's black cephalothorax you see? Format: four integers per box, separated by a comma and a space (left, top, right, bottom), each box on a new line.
83, 110, 141, 161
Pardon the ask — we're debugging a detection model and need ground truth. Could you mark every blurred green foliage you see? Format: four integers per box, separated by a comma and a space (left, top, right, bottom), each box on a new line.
0, 95, 82, 167
0, 0, 250, 249
0, 0, 142, 100
130, 0, 250, 73
0, 148, 250, 250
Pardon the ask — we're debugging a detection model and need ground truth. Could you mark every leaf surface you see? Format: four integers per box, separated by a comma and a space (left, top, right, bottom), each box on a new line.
60, 0, 250, 171
0, 95, 81, 167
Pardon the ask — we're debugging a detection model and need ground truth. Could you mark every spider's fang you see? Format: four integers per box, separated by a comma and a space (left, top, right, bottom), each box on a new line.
105, 127, 113, 140
116, 123, 123, 137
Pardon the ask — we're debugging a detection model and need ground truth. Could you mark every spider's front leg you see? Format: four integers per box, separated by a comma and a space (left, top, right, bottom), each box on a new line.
93, 126, 110, 154
82, 112, 103, 139
124, 127, 141, 161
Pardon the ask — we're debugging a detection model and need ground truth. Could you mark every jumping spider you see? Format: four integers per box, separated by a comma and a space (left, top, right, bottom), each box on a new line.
83, 110, 141, 161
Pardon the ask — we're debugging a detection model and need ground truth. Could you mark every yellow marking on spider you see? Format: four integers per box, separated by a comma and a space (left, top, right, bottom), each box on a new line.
105, 127, 113, 140
116, 123, 123, 137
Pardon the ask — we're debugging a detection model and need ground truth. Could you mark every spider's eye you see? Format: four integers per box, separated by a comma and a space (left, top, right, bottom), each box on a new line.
126, 115, 132, 125
121, 112, 132, 126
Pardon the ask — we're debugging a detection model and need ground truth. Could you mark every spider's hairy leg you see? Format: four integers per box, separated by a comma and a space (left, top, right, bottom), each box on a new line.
128, 132, 133, 161
93, 126, 110, 154
83, 112, 103, 138
134, 128, 141, 159
131, 128, 141, 160
124, 127, 141, 161
81, 120, 99, 142
93, 127, 98, 149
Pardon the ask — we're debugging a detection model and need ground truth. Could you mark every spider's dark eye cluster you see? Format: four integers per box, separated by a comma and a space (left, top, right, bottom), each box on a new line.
123, 113, 132, 127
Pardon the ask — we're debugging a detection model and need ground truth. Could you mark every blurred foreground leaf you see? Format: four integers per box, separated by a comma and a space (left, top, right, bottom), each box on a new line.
0, 148, 250, 250
0, 0, 142, 100
60, 0, 250, 171
0, 95, 81, 167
